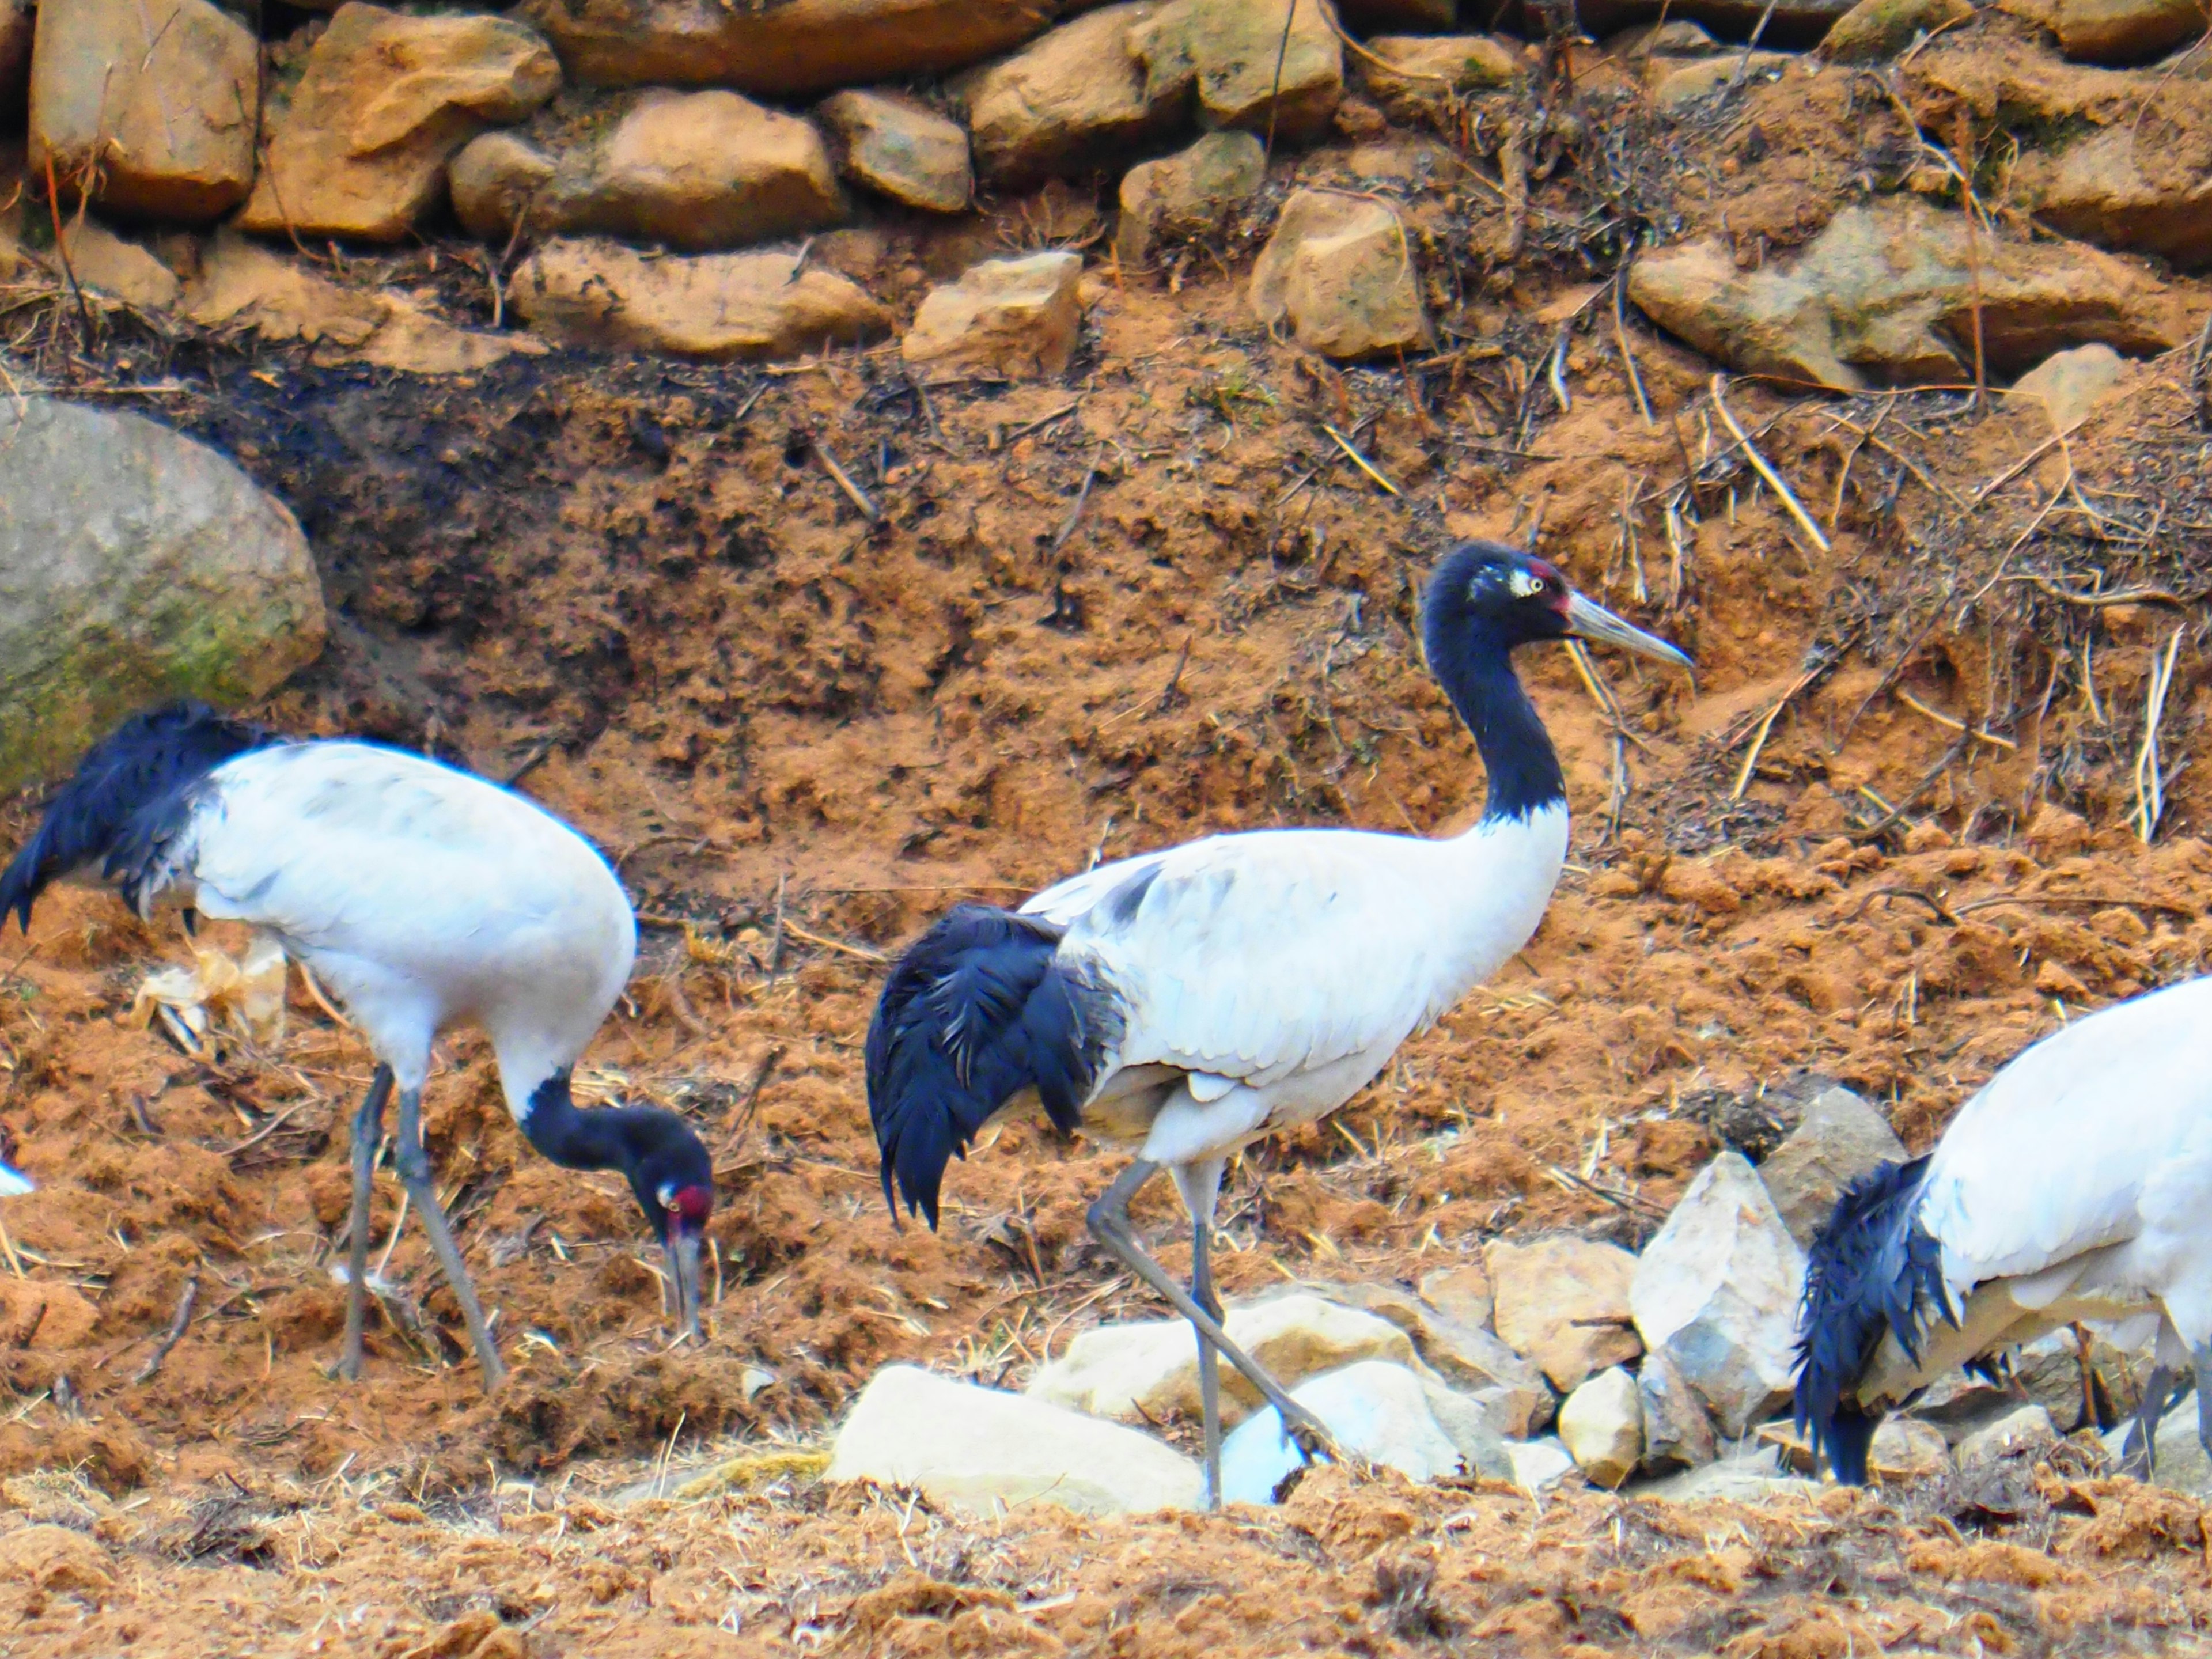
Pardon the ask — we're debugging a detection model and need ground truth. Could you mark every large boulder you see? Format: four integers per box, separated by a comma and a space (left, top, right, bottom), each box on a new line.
1115, 130, 1266, 267
508, 238, 891, 362
1486, 1233, 1641, 1392
827, 1365, 1201, 1516
512, 0, 1055, 94
0, 400, 327, 794
1029, 1292, 1414, 1429
1249, 190, 1431, 361
1628, 198, 2186, 389
903, 251, 1085, 381
237, 4, 560, 243
1631, 1152, 1805, 1438
450, 90, 843, 253
1134, 0, 1343, 143
1756, 1084, 1907, 1248
958, 3, 1179, 191
1558, 1367, 1643, 1489
1219, 1360, 1490, 1505
2013, 123, 2212, 270
817, 89, 972, 214
28, 0, 257, 222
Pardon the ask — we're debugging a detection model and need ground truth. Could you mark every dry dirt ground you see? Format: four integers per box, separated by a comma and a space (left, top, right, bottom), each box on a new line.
5, 26, 2212, 1658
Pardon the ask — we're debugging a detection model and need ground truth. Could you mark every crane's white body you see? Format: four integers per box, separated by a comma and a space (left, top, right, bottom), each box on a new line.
1018, 804, 1571, 1173
1856, 975, 2212, 1404
151, 742, 635, 1114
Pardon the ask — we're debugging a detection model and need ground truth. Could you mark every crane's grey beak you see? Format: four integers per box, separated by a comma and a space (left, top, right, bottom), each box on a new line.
668, 1226, 704, 1344
1565, 592, 1695, 672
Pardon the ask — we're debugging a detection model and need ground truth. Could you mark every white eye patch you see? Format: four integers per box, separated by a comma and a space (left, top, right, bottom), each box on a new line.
1508, 569, 1546, 599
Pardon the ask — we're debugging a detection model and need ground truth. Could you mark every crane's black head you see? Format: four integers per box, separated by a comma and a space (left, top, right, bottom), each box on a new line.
1422, 541, 1694, 673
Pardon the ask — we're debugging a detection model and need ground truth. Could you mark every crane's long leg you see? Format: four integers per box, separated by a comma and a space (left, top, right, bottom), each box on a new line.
339, 1064, 393, 1382
1173, 1157, 1228, 1509
1088, 1159, 1338, 1468
393, 1086, 507, 1389
2122, 1363, 2176, 1479
2195, 1342, 2212, 1466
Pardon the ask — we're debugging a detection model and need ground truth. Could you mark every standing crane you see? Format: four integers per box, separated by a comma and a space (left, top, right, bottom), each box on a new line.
0, 703, 714, 1389
1797, 974, 2212, 1483
867, 540, 1692, 1505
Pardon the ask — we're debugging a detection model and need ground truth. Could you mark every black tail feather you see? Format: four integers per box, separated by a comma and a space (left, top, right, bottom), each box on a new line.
1, 702, 279, 931
865, 904, 1119, 1229
1793, 1153, 1946, 1484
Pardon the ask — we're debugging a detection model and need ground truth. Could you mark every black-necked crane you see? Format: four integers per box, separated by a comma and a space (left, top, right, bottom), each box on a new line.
1797, 974, 2212, 1483
0, 703, 714, 1389
866, 540, 1692, 1506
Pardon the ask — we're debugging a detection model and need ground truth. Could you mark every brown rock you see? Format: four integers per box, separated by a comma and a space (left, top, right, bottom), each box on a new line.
1115, 129, 1266, 266
1628, 198, 2184, 390
238, 4, 560, 243
902, 251, 1084, 380
512, 0, 1056, 95
818, 89, 972, 213
0, 1524, 113, 1594
449, 131, 559, 245
1359, 35, 1522, 123
1135, 0, 1343, 143
2054, 0, 2207, 62
510, 237, 891, 362
56, 221, 181, 312
1313, 1279, 1550, 1433
960, 4, 1177, 190
2014, 121, 2212, 268
1819, 0, 1973, 59
1249, 188, 1431, 360
1485, 1234, 1642, 1392
1650, 50, 1796, 111
28, 0, 256, 222
1418, 1263, 1494, 1331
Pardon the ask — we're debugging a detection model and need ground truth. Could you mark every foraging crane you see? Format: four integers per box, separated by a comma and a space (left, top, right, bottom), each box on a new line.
1797, 974, 2212, 1483
0, 703, 714, 1389
868, 540, 1692, 1506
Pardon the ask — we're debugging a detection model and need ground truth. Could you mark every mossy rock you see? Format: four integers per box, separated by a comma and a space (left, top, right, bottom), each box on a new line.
1821, 0, 1972, 58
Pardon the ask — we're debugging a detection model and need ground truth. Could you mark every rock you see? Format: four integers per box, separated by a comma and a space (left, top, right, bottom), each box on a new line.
2103, 1391, 2212, 1497
1628, 198, 2186, 391
1249, 189, 1431, 361
1134, 0, 1343, 145
512, 0, 1055, 96
1868, 1415, 1951, 1480
1650, 51, 1796, 112
1505, 1436, 1579, 1493
1632, 1152, 1805, 1438
958, 4, 1177, 191
1559, 1368, 1644, 1489
237, 4, 560, 243
1907, 1373, 2029, 1444
1638, 1444, 1816, 1503
2054, 0, 2207, 62
827, 1365, 1201, 1516
1955, 1403, 2059, 1469
1115, 130, 1266, 267
1358, 35, 1521, 124
55, 221, 181, 312
0, 1524, 112, 1593
1820, 0, 1972, 58
509, 238, 891, 362
1486, 1234, 1641, 1393
2014, 123, 2212, 270
1342, 0, 1458, 27
903, 251, 1085, 382
1418, 1263, 1495, 1332
1638, 1349, 1719, 1473
28, 0, 257, 222
1031, 1291, 1414, 1429
817, 89, 972, 214
2006, 343, 2130, 433
1637, 20, 1726, 51
1222, 1360, 1488, 1504
1757, 1085, 1908, 1248
448, 132, 560, 245
1316, 1281, 1551, 1434
1417, 1378, 1519, 1481
2016, 1324, 2147, 1426
0, 399, 327, 794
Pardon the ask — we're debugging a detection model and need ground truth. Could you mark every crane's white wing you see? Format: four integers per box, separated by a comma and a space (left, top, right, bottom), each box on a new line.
1919, 975, 2212, 1293
1045, 814, 1567, 1093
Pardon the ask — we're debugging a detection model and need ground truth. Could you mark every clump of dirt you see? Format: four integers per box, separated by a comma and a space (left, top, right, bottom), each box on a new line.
3, 12, 2212, 1654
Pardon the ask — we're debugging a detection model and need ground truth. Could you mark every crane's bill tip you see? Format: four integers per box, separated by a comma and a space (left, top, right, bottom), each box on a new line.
0, 1162, 32, 1197
1563, 592, 1694, 673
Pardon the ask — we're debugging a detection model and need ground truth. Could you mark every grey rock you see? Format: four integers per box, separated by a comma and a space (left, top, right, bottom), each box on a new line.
2103, 1391, 2212, 1497
1907, 1374, 2032, 1444
1316, 1279, 1550, 1434
0, 399, 326, 794
1638, 1349, 1719, 1474
827, 1364, 1202, 1516
1219, 1360, 1474, 1505
1505, 1435, 1580, 1493
817, 88, 972, 214
1418, 1376, 1518, 1482
1956, 1403, 2059, 1469
1635, 1444, 1818, 1504
1632, 1152, 1806, 1437
1869, 1415, 1951, 1480
1758, 1085, 1907, 1248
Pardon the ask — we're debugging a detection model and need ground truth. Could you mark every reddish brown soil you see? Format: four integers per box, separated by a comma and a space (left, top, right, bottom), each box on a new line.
5, 18, 2212, 1656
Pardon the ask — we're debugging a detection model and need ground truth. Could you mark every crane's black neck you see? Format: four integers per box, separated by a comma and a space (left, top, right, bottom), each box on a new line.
1425, 620, 1566, 824
521, 1069, 712, 1241
522, 1070, 639, 1173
